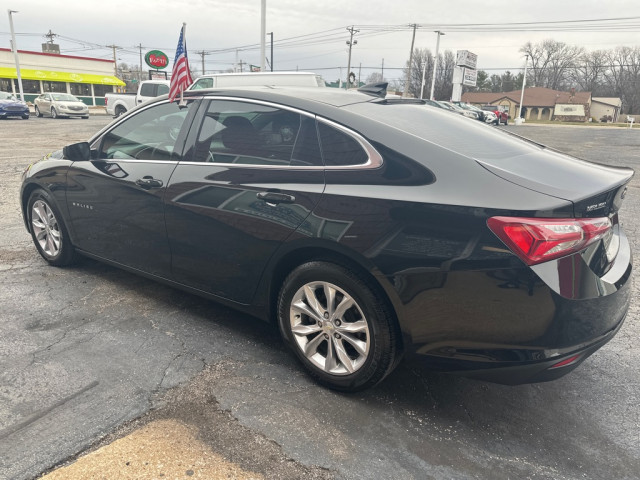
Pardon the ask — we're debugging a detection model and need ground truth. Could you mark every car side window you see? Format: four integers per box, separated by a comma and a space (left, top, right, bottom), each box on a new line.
98, 101, 191, 161
190, 100, 322, 166
139, 83, 154, 97
191, 78, 213, 90
317, 121, 368, 166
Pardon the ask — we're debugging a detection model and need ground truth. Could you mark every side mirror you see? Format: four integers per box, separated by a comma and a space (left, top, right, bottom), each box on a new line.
63, 142, 91, 162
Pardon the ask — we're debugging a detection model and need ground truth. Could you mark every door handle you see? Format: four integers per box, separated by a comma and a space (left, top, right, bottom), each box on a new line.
136, 176, 164, 189
256, 191, 295, 205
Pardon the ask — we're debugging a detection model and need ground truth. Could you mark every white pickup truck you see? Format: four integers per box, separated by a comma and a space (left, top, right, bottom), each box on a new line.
105, 80, 170, 117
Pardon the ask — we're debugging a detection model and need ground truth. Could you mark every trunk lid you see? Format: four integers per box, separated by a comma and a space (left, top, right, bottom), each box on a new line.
475, 147, 634, 218
477, 146, 633, 274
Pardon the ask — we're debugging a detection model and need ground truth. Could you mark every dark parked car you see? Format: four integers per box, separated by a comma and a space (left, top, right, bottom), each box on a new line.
20, 84, 633, 392
0, 91, 29, 119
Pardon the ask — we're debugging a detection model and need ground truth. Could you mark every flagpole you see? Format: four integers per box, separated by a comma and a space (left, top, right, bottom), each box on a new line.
180, 22, 187, 106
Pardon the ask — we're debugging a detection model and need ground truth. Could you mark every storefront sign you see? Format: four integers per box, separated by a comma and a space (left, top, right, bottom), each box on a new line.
456, 50, 477, 70
462, 68, 477, 87
145, 50, 169, 70
554, 104, 586, 116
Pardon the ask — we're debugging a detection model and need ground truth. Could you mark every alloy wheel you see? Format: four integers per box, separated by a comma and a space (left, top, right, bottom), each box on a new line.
31, 200, 61, 258
289, 281, 370, 375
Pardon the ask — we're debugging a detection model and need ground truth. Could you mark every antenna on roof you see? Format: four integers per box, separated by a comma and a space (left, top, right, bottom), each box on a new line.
357, 82, 388, 98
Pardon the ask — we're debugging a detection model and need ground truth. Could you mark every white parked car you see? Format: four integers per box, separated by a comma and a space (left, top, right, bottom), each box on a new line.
188, 71, 326, 90
34, 93, 89, 119
439, 101, 479, 120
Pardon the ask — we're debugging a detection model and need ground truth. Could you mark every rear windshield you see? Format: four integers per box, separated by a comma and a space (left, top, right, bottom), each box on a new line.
344, 102, 537, 161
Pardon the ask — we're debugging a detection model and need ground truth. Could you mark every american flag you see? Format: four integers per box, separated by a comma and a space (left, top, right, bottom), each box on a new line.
168, 24, 194, 102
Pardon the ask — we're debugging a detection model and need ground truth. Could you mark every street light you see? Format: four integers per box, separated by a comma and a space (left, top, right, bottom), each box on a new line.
429, 31, 444, 100
268, 32, 273, 71
7, 9, 25, 102
516, 54, 529, 124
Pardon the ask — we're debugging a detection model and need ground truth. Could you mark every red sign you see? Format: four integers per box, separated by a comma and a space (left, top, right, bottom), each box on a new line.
145, 50, 169, 70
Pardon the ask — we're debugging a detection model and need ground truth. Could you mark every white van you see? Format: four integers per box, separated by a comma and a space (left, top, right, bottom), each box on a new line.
188, 71, 325, 90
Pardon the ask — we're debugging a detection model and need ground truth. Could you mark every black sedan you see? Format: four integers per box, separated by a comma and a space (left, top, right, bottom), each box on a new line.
20, 84, 633, 392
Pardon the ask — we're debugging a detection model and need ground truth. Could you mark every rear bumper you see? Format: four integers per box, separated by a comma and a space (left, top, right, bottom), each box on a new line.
394, 229, 632, 385
409, 312, 626, 385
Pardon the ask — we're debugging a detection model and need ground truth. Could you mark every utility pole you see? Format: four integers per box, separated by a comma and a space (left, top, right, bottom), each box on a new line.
429, 31, 444, 100
346, 26, 359, 89
268, 32, 274, 71
138, 43, 144, 82
238, 60, 245, 72
107, 44, 119, 76
381, 58, 384, 80
403, 24, 417, 98
44, 29, 57, 44
7, 9, 24, 101
517, 54, 529, 123
196, 51, 208, 75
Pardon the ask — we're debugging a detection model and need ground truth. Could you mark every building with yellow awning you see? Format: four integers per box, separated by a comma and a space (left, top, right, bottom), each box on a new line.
0, 48, 125, 106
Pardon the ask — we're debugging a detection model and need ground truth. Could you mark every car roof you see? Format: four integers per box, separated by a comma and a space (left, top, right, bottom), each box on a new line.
194, 71, 319, 78
181, 85, 378, 108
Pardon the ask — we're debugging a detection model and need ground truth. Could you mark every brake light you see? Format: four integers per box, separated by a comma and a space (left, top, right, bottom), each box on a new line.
487, 216, 611, 265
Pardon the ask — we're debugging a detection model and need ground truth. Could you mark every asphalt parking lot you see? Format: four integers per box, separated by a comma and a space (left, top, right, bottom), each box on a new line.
1, 116, 639, 480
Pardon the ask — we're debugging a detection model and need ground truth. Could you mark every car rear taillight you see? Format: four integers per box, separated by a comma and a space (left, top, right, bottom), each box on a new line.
487, 216, 612, 265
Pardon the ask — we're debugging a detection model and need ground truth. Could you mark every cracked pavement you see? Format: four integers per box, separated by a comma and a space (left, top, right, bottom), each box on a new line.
1, 117, 639, 480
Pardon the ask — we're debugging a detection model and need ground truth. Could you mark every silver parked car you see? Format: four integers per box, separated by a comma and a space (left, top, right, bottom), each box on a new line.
439, 101, 479, 120
34, 93, 89, 119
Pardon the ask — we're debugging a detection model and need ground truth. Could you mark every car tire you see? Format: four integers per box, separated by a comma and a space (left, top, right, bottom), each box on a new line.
115, 106, 126, 117
82, 116, 89, 119
27, 189, 77, 266
277, 261, 401, 392
35, 106, 42, 117
51, 108, 58, 119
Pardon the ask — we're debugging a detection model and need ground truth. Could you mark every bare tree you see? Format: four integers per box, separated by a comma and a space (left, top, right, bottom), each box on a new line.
605, 46, 640, 113
520, 39, 584, 90
365, 72, 384, 84
434, 50, 455, 100
402, 48, 434, 98
570, 50, 609, 94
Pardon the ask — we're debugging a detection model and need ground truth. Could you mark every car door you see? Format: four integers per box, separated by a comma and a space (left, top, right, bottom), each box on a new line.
38, 94, 51, 114
164, 98, 325, 303
65, 99, 198, 277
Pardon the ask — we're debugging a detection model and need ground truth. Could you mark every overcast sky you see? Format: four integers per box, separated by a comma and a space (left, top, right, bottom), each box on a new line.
2, 0, 640, 83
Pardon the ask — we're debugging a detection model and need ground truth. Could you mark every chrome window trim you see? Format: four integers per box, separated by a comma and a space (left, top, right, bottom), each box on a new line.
177, 96, 383, 170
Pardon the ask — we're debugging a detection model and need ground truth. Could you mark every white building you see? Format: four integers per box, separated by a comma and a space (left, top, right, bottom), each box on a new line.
0, 48, 125, 106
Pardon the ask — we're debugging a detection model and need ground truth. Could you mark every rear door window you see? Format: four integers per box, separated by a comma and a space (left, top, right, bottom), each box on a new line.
190, 99, 322, 167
